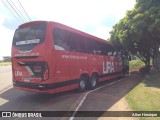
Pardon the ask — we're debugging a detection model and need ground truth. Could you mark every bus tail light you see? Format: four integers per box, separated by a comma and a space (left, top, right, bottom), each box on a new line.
33, 63, 49, 81
18, 61, 49, 81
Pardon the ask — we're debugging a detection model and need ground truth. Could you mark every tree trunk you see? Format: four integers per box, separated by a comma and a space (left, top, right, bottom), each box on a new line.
152, 48, 155, 66
154, 45, 159, 69
146, 53, 151, 72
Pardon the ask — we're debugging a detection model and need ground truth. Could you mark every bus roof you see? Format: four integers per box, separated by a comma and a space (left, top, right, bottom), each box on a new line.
18, 21, 112, 46
18, 21, 47, 28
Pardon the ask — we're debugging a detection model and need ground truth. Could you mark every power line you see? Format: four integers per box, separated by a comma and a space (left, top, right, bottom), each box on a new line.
6, 0, 26, 22
1, 0, 32, 23
9, 0, 28, 22
1, 0, 22, 23
17, 0, 31, 21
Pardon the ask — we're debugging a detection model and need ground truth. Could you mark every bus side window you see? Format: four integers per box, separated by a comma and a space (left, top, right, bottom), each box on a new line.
113, 51, 117, 56
54, 38, 65, 50
108, 52, 112, 56
107, 45, 115, 56
66, 31, 85, 53
85, 39, 101, 55
85, 38, 92, 54
53, 28, 69, 51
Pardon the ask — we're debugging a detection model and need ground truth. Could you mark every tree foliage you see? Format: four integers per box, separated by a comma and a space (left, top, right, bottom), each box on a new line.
110, 0, 160, 69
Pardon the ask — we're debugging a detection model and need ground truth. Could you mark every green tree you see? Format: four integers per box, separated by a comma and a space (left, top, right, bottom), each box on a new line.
110, 0, 160, 70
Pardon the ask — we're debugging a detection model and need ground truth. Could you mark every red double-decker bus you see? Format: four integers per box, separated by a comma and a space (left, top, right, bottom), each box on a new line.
11, 21, 129, 94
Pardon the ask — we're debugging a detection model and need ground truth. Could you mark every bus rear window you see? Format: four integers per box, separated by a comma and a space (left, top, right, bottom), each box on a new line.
12, 23, 47, 52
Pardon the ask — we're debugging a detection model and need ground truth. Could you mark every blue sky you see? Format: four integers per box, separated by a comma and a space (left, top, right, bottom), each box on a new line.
0, 0, 136, 57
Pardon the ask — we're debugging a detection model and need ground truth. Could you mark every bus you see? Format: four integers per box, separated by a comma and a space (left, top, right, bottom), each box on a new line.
11, 21, 129, 94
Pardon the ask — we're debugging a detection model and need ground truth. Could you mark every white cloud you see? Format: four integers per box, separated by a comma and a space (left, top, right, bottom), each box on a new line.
0, 3, 19, 57
0, 26, 14, 56
0, 16, 14, 57
94, 26, 112, 40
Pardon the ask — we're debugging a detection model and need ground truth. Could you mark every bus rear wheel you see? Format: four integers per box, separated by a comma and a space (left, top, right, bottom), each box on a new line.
89, 74, 98, 90
78, 76, 87, 92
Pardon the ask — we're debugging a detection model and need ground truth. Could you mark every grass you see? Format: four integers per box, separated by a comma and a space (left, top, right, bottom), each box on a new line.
126, 60, 160, 120
126, 82, 160, 111
0, 62, 11, 66
129, 59, 145, 71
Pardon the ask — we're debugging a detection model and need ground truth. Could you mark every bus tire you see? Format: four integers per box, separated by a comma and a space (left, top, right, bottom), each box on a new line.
78, 76, 87, 92
89, 74, 98, 90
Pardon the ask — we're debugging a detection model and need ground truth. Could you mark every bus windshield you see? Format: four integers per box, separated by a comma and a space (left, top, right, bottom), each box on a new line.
12, 23, 47, 52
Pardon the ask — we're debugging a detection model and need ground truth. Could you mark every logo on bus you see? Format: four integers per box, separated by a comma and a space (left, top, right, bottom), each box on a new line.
15, 71, 23, 77
103, 61, 114, 74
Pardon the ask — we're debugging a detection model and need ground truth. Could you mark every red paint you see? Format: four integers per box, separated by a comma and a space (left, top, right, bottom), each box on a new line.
11, 21, 129, 94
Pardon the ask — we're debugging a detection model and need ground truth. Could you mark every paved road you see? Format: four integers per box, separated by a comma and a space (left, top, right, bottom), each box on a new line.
0, 67, 141, 120
0, 66, 12, 93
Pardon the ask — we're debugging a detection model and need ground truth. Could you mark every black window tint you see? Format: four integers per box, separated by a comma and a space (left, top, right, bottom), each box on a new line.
66, 32, 85, 52
53, 28, 67, 50
12, 23, 47, 52
84, 39, 93, 54
53, 28, 114, 56
99, 43, 107, 55
85, 39, 114, 56
106, 44, 114, 56
53, 28, 85, 52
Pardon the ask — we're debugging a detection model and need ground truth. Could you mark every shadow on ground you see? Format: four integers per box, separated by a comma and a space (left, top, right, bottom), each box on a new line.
143, 69, 160, 89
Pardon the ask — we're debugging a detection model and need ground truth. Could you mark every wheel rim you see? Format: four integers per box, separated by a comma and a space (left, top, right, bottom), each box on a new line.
80, 80, 85, 90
